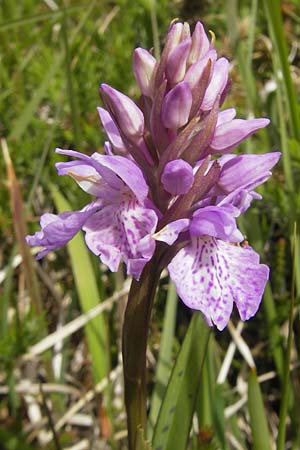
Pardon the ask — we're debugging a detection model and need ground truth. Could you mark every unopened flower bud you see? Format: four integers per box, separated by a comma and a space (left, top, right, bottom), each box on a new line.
161, 159, 194, 195
100, 83, 144, 142
162, 82, 192, 130
166, 38, 192, 84
201, 57, 230, 111
188, 21, 211, 65
133, 48, 157, 97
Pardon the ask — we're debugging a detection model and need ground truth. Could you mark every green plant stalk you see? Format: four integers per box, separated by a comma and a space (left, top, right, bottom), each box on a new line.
275, 74, 294, 193
149, 0, 160, 61
122, 247, 164, 449
277, 224, 297, 450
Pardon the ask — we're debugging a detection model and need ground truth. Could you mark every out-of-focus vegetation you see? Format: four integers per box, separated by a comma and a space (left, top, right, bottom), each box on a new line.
0, 0, 300, 449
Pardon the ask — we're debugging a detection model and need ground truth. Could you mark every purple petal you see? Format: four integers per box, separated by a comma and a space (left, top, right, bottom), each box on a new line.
167, 22, 185, 50
154, 22, 185, 88
55, 159, 105, 196
26, 202, 99, 259
188, 21, 211, 65
133, 48, 157, 97
218, 189, 262, 215
91, 153, 149, 202
55, 148, 124, 191
97, 107, 126, 152
161, 159, 194, 195
100, 84, 144, 141
184, 50, 217, 90
217, 108, 236, 126
83, 199, 158, 280
168, 236, 269, 330
153, 219, 190, 245
201, 57, 230, 111
218, 152, 281, 192
166, 38, 192, 84
210, 118, 270, 153
190, 206, 243, 242
104, 141, 113, 155
161, 82, 193, 129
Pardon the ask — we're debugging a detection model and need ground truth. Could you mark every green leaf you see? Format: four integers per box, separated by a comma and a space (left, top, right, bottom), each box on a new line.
51, 184, 109, 382
248, 369, 272, 450
152, 313, 210, 450
197, 337, 229, 450
136, 426, 154, 450
148, 281, 177, 438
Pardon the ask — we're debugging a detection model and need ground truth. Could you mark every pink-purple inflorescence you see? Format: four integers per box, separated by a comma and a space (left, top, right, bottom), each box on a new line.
26, 20, 280, 330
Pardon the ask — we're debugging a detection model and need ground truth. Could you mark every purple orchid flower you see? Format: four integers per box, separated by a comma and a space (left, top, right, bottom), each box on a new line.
26, 19, 280, 331
26, 149, 158, 280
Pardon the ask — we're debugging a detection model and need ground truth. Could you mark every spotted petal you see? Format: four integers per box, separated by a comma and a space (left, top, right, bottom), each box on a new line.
26, 202, 100, 259
168, 236, 269, 330
83, 197, 158, 280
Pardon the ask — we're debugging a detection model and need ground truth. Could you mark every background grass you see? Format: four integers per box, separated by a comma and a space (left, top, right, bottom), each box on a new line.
0, 0, 300, 449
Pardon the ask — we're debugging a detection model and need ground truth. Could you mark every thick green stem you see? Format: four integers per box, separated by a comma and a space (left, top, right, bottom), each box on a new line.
122, 249, 163, 449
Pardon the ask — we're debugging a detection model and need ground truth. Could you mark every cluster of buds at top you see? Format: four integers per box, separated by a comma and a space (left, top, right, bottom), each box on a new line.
27, 21, 280, 330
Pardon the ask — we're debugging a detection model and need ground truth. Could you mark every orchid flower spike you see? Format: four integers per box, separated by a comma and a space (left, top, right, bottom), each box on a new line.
27, 20, 280, 330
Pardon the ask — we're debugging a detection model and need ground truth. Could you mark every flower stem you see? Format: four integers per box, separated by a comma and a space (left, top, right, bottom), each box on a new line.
122, 249, 163, 449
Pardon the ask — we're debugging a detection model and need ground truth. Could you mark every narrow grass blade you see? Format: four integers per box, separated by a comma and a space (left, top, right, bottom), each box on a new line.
148, 280, 177, 437
197, 337, 228, 450
2, 139, 42, 316
51, 184, 109, 382
248, 368, 272, 450
27, 101, 63, 206
61, 8, 81, 148
277, 224, 297, 450
152, 313, 210, 450
0, 246, 16, 339
8, 0, 97, 142
226, 0, 261, 116
149, 0, 160, 60
263, 0, 300, 141
0, 5, 84, 31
